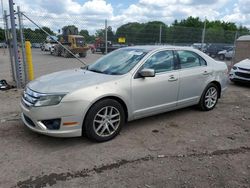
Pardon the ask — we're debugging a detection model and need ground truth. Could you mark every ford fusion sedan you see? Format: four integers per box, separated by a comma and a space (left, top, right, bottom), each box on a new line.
20, 46, 228, 142
229, 58, 250, 83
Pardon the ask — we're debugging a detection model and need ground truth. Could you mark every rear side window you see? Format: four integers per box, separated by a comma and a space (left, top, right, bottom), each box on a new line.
143, 50, 175, 73
177, 51, 206, 69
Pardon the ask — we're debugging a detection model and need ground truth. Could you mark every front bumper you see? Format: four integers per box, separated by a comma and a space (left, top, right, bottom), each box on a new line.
20, 100, 90, 137
229, 69, 250, 82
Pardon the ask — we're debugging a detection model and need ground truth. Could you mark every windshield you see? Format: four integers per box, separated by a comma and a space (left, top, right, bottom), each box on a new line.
87, 48, 148, 75
76, 37, 85, 46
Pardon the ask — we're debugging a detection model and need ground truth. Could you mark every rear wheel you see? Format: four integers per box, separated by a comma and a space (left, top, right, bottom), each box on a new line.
84, 99, 125, 142
219, 54, 225, 60
62, 49, 71, 58
198, 83, 219, 111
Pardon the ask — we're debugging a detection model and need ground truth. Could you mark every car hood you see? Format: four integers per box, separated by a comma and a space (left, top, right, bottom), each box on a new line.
28, 69, 119, 93
235, 58, 250, 69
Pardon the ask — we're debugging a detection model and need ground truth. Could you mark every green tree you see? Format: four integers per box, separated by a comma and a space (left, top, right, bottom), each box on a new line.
79, 29, 95, 43
95, 29, 105, 38
116, 22, 144, 44
139, 21, 167, 44
62, 25, 78, 35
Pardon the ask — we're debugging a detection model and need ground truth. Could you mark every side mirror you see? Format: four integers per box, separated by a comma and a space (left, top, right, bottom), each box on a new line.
139, 68, 155, 77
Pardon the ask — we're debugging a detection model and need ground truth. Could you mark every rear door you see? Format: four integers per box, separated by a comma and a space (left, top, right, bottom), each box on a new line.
176, 50, 212, 106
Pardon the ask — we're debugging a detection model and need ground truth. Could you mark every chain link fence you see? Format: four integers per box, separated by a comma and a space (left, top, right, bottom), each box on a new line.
2, 5, 250, 88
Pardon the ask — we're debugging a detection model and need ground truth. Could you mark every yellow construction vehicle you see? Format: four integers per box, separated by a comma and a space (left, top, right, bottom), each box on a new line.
53, 26, 89, 58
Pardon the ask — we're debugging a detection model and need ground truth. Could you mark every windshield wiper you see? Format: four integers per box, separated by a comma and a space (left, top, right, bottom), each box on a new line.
88, 69, 104, 74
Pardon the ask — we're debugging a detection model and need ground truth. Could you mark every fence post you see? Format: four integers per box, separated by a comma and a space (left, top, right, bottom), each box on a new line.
159, 24, 162, 44
231, 31, 238, 66
105, 19, 107, 54
17, 6, 27, 84
201, 18, 206, 52
8, 0, 21, 88
4, 10, 16, 82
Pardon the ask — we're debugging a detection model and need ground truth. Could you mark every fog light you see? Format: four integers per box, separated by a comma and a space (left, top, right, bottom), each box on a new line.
41, 119, 61, 130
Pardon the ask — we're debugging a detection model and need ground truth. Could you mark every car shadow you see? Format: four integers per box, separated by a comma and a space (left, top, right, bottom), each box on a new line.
231, 81, 250, 88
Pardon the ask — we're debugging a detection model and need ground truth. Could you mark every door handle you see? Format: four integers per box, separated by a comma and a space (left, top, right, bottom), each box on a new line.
168, 75, 178, 82
202, 71, 210, 75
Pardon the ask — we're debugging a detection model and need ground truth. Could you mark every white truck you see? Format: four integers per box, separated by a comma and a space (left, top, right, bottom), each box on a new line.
41, 36, 58, 53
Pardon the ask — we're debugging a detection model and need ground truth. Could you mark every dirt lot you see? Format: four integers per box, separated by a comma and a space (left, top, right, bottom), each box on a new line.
0, 48, 250, 188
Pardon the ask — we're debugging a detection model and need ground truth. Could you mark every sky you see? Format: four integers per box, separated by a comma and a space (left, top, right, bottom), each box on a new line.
0, 0, 250, 34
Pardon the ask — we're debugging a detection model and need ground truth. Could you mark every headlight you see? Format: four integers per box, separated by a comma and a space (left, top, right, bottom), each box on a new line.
232, 66, 238, 70
34, 95, 65, 107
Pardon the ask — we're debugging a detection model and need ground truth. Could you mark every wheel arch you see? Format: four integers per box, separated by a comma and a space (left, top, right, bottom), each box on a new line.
83, 95, 129, 125
209, 81, 221, 98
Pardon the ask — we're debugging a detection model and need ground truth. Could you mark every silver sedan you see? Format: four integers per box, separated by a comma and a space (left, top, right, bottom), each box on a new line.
20, 46, 228, 141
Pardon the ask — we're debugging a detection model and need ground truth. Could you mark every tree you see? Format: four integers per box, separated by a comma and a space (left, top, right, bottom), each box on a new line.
95, 29, 105, 38
116, 22, 145, 44
79, 29, 95, 43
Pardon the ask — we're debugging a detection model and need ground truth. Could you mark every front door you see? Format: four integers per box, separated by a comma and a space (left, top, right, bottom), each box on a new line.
131, 50, 179, 119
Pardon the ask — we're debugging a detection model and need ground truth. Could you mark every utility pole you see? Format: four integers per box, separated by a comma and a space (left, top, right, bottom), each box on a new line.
9, 0, 21, 88
159, 24, 162, 44
105, 19, 107, 54
201, 17, 206, 52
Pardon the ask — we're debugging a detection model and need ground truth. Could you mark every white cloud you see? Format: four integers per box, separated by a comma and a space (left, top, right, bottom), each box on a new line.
1, 0, 249, 34
222, 0, 250, 27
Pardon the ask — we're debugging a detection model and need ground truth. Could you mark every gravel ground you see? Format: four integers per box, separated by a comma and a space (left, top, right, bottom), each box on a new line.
0, 48, 249, 188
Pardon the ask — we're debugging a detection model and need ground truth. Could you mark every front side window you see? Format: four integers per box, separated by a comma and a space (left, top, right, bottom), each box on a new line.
142, 50, 175, 73
177, 51, 206, 69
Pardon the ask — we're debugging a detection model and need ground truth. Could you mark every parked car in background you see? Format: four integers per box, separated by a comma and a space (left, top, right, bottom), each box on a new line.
229, 58, 250, 83
41, 36, 58, 52
191, 43, 207, 51
0, 42, 7, 48
31, 43, 41, 48
41, 41, 57, 52
217, 47, 235, 60
20, 46, 228, 142
204, 44, 232, 58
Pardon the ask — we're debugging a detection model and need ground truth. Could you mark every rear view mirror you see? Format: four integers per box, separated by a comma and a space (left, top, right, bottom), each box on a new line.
140, 68, 155, 77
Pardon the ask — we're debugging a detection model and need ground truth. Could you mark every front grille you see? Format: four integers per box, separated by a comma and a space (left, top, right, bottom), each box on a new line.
239, 67, 250, 71
235, 72, 250, 78
23, 114, 35, 127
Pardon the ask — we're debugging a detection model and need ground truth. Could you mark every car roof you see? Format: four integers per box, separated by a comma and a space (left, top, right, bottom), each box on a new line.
123, 45, 195, 52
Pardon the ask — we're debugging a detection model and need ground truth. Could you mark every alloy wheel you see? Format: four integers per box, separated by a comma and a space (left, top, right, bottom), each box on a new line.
93, 106, 121, 137
205, 87, 218, 109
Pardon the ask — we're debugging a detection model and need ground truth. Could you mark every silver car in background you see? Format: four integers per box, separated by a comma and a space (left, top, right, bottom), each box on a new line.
20, 46, 228, 142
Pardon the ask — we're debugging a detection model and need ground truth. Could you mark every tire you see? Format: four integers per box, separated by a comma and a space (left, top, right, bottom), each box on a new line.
79, 52, 87, 58
219, 54, 225, 60
62, 49, 71, 58
84, 99, 125, 142
198, 83, 219, 111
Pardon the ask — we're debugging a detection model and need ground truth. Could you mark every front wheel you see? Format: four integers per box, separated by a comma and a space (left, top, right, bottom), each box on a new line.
84, 99, 125, 142
79, 52, 87, 58
198, 83, 219, 111
219, 54, 225, 60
